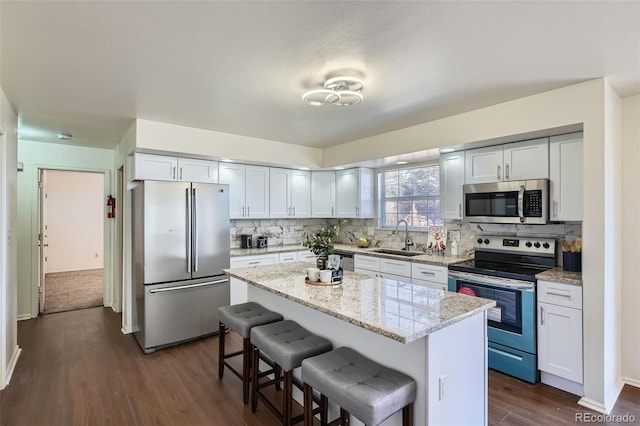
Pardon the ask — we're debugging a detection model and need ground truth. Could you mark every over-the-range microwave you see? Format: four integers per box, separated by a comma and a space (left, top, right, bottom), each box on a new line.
463, 179, 549, 224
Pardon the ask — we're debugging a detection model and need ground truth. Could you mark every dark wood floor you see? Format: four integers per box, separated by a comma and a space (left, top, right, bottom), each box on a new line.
1, 308, 638, 426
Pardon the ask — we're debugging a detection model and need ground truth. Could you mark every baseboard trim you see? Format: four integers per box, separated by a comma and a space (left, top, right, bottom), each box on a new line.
622, 376, 640, 388
17, 314, 32, 321
578, 397, 608, 414
121, 326, 133, 334
2, 346, 22, 389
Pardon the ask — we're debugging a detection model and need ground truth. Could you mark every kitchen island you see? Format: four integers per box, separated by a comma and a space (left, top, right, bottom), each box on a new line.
225, 261, 495, 426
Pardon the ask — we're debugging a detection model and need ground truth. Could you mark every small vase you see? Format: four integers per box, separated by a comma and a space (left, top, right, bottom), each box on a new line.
316, 256, 327, 270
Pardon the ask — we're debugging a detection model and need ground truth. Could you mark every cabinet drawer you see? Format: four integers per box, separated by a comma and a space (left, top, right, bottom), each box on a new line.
379, 258, 411, 277
412, 263, 448, 284
354, 255, 380, 271
297, 251, 317, 262
279, 252, 298, 263
412, 278, 448, 291
230, 254, 278, 268
537, 280, 582, 309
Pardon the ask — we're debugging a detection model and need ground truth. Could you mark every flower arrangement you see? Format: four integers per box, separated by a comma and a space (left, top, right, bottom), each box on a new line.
302, 225, 337, 258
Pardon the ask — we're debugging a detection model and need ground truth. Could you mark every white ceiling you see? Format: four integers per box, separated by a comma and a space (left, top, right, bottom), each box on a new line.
1, 1, 639, 151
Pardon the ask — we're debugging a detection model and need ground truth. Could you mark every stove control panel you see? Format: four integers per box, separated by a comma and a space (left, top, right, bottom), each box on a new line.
474, 235, 556, 256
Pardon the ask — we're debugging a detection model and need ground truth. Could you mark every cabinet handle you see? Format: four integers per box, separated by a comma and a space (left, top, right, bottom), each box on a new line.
247, 206, 250, 217
356, 205, 359, 216
459, 203, 462, 217
180, 167, 183, 180
242, 206, 245, 217
553, 200, 558, 218
332, 206, 334, 216
546, 291, 571, 299
248, 261, 260, 265
293, 206, 296, 216
497, 165, 501, 180
288, 207, 291, 216
540, 306, 544, 326
421, 271, 436, 276
173, 166, 176, 180
505, 163, 510, 180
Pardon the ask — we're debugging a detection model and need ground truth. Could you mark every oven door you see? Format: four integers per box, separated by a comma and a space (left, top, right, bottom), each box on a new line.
448, 271, 536, 354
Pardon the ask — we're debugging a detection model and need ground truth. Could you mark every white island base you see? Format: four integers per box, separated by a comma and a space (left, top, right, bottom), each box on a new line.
246, 284, 489, 426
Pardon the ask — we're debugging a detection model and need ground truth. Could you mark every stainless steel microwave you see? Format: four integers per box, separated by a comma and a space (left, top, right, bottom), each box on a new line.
463, 179, 549, 224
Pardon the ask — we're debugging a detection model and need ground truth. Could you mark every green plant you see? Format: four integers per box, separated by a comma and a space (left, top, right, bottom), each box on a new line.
302, 226, 337, 257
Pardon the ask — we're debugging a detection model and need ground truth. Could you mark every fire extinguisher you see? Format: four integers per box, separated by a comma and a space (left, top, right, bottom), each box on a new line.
107, 195, 116, 219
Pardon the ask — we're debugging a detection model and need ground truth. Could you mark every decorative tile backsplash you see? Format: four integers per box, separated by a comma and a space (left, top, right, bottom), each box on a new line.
231, 217, 582, 265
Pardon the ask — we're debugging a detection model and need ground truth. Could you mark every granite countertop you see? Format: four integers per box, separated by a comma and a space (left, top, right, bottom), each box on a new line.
536, 267, 583, 286
224, 261, 495, 344
231, 243, 470, 267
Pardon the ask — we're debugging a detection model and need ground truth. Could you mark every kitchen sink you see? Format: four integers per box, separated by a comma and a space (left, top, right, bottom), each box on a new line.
371, 248, 424, 257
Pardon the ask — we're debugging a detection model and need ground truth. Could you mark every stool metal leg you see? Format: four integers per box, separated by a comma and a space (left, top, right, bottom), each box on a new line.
218, 322, 225, 378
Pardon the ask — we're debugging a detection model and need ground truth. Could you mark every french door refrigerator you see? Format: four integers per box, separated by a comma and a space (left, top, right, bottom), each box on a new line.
132, 180, 230, 353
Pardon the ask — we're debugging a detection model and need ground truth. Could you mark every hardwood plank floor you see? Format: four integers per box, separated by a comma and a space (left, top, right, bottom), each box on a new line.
1, 307, 638, 426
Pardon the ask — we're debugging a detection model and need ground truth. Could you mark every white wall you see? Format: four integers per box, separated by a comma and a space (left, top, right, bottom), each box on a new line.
17, 141, 114, 319
621, 94, 640, 386
0, 84, 20, 390
45, 170, 104, 273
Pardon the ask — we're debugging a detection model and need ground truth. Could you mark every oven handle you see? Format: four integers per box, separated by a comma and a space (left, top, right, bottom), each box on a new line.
448, 270, 535, 291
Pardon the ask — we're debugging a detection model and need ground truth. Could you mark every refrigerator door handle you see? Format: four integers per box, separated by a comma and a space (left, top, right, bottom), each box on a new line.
149, 279, 229, 293
192, 187, 198, 272
186, 188, 192, 273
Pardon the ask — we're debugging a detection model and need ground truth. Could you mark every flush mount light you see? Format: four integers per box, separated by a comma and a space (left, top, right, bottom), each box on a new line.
439, 148, 455, 153
302, 75, 365, 107
57, 133, 72, 140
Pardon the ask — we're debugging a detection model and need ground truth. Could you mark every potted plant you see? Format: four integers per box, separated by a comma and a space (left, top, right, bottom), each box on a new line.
302, 226, 337, 269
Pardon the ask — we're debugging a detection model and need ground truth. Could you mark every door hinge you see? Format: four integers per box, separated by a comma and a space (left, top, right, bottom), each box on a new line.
38, 233, 42, 241
38, 286, 42, 293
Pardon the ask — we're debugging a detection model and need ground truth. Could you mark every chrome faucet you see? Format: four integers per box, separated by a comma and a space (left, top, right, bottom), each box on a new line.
392, 219, 413, 251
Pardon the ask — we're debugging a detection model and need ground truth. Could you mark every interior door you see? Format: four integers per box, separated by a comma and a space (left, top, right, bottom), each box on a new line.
38, 169, 49, 313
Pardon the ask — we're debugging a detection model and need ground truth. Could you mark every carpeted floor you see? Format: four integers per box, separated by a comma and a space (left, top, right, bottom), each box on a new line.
42, 269, 104, 314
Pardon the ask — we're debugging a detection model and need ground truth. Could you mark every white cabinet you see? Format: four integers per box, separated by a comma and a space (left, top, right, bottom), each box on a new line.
354, 255, 411, 281
335, 168, 374, 218
311, 171, 336, 217
465, 138, 549, 184
411, 263, 448, 287
132, 153, 218, 183
269, 168, 311, 218
549, 133, 583, 221
278, 252, 298, 263
297, 250, 317, 262
537, 280, 583, 392
439, 151, 465, 219
219, 164, 269, 219
229, 253, 279, 305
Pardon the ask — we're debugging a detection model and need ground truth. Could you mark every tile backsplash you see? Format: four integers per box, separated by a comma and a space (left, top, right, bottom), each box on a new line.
230, 217, 582, 266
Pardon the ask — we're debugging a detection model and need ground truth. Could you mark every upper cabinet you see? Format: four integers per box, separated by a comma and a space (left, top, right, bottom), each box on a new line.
311, 171, 336, 217
269, 168, 311, 218
439, 151, 465, 220
219, 163, 269, 219
549, 133, 583, 221
335, 168, 374, 218
465, 138, 549, 184
132, 153, 218, 183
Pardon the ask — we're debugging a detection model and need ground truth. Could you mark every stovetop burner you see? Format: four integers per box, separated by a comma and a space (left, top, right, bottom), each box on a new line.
448, 235, 557, 282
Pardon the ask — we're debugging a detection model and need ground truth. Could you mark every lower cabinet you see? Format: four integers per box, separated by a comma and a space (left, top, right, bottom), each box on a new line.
278, 252, 298, 263
229, 254, 279, 304
354, 255, 412, 281
537, 280, 583, 395
411, 263, 448, 290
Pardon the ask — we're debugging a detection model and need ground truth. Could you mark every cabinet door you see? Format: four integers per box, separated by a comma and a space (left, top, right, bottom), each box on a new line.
245, 166, 270, 218
311, 171, 336, 217
439, 151, 465, 219
538, 302, 583, 383
336, 168, 359, 217
297, 251, 317, 262
353, 255, 380, 272
504, 138, 549, 181
133, 153, 178, 181
411, 278, 448, 291
379, 258, 411, 277
549, 133, 583, 221
465, 146, 503, 184
411, 263, 448, 284
219, 163, 246, 218
177, 158, 218, 183
278, 252, 298, 263
291, 170, 311, 218
270, 168, 292, 218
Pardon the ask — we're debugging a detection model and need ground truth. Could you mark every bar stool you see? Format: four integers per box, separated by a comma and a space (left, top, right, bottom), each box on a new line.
250, 320, 332, 426
218, 302, 283, 404
302, 347, 417, 426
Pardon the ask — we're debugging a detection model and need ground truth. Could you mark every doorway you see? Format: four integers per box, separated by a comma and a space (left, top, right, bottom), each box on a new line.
38, 169, 105, 314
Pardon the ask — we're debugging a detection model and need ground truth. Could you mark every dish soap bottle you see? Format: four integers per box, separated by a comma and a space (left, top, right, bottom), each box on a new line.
451, 239, 459, 257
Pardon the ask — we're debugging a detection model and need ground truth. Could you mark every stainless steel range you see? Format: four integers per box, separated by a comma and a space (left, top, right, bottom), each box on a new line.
448, 235, 556, 383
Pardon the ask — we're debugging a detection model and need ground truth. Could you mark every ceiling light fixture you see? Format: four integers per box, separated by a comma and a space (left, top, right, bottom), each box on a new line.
302, 76, 365, 107
57, 133, 72, 140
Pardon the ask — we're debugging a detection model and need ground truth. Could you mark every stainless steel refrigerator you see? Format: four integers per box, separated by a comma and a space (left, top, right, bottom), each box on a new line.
132, 180, 230, 354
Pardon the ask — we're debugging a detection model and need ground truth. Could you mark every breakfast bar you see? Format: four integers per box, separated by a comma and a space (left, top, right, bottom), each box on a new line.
225, 261, 495, 426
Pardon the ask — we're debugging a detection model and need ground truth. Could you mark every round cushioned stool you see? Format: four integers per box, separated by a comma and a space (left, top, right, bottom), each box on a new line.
302, 347, 417, 426
218, 302, 283, 404
250, 320, 332, 426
